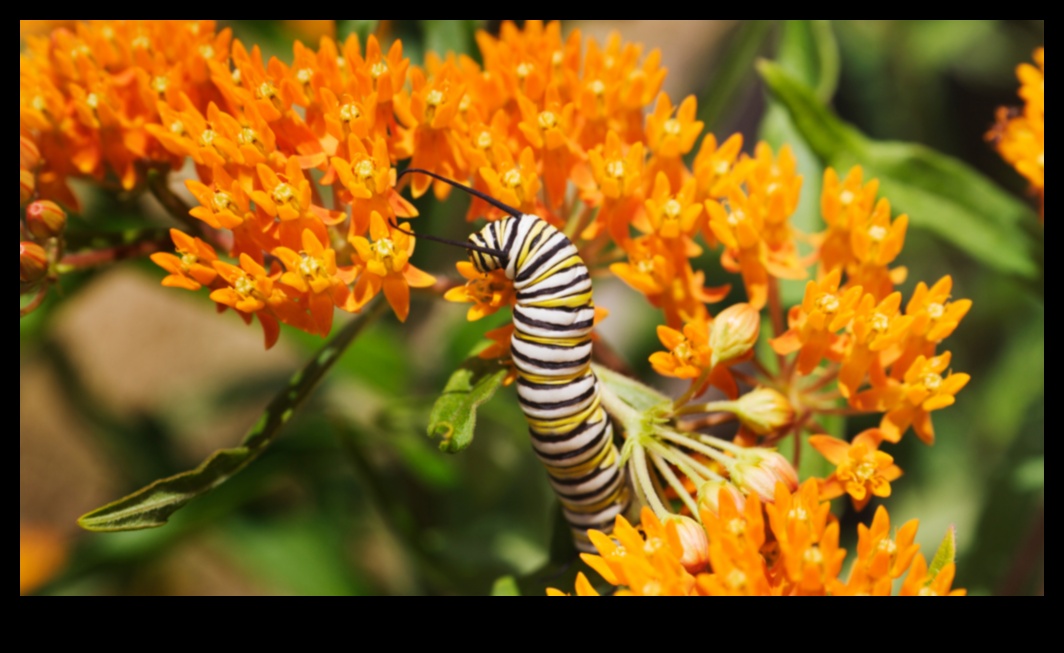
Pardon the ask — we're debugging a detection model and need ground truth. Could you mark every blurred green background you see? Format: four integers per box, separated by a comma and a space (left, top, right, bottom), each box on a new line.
19, 20, 1043, 596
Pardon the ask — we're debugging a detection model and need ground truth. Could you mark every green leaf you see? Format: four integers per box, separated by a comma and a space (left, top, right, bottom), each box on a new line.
776, 20, 840, 101
77, 302, 386, 533
427, 357, 508, 453
697, 21, 774, 132
1014, 457, 1044, 493
420, 20, 477, 58
928, 526, 958, 580
593, 364, 670, 413
491, 576, 522, 597
758, 61, 1040, 280
336, 20, 379, 43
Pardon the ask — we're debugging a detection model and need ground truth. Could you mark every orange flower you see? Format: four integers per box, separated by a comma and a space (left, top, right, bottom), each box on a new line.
210, 254, 306, 349
642, 172, 703, 248
646, 94, 703, 188
693, 132, 745, 203
893, 276, 972, 380
151, 229, 219, 291
838, 291, 914, 398
878, 352, 970, 445
331, 135, 417, 237
810, 430, 902, 511
900, 554, 966, 597
583, 130, 646, 242
273, 229, 357, 336
20, 525, 66, 596
650, 318, 739, 399
989, 47, 1043, 211
819, 166, 880, 274
771, 269, 863, 375
479, 146, 543, 220
581, 509, 698, 597
516, 91, 580, 207
766, 480, 846, 596
846, 198, 909, 300
394, 64, 465, 199
855, 506, 920, 581
444, 261, 516, 321
349, 212, 436, 322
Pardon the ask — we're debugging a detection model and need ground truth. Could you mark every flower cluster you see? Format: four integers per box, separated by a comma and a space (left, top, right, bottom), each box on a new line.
550, 482, 965, 597
989, 47, 1043, 220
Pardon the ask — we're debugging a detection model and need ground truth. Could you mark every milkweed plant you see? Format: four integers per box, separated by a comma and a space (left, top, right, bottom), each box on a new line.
20, 20, 1043, 596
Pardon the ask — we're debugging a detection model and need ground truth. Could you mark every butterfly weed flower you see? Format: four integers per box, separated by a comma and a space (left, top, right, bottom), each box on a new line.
989, 47, 1043, 220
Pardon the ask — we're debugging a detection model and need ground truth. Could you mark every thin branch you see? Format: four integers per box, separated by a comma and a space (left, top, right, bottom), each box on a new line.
57, 235, 172, 272
20, 285, 48, 319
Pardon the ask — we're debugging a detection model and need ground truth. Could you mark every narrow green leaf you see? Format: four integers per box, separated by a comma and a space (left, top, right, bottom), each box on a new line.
427, 357, 508, 453
776, 20, 840, 101
77, 301, 386, 533
491, 576, 522, 597
928, 526, 958, 580
420, 20, 477, 58
758, 61, 1040, 280
697, 21, 775, 131
593, 364, 670, 413
336, 20, 379, 43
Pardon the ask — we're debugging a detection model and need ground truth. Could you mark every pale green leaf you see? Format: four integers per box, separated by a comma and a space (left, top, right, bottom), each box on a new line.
491, 576, 522, 597
593, 364, 670, 413
77, 302, 385, 533
428, 357, 508, 453
928, 526, 958, 579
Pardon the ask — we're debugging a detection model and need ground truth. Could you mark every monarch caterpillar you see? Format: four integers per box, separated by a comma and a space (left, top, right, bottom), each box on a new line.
397, 169, 631, 552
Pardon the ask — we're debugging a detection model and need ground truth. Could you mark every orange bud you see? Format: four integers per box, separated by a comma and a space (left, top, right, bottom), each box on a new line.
20, 136, 41, 171
20, 241, 48, 284
710, 303, 760, 368
25, 201, 67, 240
733, 388, 795, 436
731, 449, 798, 502
666, 515, 710, 574
697, 480, 746, 518
20, 169, 35, 207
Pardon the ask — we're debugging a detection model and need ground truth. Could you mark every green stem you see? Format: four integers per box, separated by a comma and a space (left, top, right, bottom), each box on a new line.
657, 429, 737, 475
57, 235, 172, 273
649, 440, 726, 484
20, 285, 48, 319
676, 399, 735, 417
631, 444, 670, 520
650, 451, 700, 517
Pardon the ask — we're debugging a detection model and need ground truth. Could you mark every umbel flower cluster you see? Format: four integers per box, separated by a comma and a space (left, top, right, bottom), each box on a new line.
990, 48, 1043, 220
20, 21, 977, 596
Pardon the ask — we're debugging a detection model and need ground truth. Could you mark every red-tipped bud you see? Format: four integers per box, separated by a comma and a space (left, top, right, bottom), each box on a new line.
697, 480, 747, 518
20, 241, 48, 284
733, 388, 795, 436
731, 449, 799, 503
25, 201, 67, 240
666, 515, 710, 574
710, 303, 760, 368
20, 169, 36, 207
20, 136, 41, 171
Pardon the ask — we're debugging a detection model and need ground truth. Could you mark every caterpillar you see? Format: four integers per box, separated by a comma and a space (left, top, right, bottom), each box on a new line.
397, 169, 631, 552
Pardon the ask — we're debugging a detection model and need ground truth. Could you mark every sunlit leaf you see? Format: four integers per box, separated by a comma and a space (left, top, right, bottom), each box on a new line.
77, 302, 386, 533
758, 60, 1040, 280
491, 576, 521, 597
420, 20, 477, 58
428, 357, 508, 453
697, 21, 774, 132
776, 20, 840, 101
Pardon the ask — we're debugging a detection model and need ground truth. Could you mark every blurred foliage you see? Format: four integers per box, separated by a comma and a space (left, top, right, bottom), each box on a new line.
21, 19, 1042, 596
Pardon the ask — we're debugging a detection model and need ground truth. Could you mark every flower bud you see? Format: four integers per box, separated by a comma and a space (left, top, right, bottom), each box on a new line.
733, 387, 795, 436
666, 515, 710, 574
20, 136, 41, 171
710, 303, 760, 368
731, 449, 799, 503
20, 241, 48, 284
697, 480, 747, 518
20, 169, 36, 207
25, 201, 67, 240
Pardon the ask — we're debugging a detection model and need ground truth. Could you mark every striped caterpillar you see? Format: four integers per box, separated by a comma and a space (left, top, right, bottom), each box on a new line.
398, 169, 631, 552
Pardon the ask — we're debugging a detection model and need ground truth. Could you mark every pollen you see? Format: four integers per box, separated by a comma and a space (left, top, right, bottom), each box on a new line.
459, 95, 471, 112
664, 119, 682, 137
339, 104, 360, 122
180, 253, 198, 270
200, 129, 217, 147
212, 191, 236, 212
272, 183, 296, 205
296, 68, 313, 85
231, 69, 243, 86
235, 276, 255, 297
803, 546, 824, 566
922, 373, 943, 392
868, 225, 887, 242
871, 313, 890, 333
588, 80, 606, 96
727, 518, 747, 537
151, 77, 168, 94
643, 537, 664, 556
86, 94, 99, 110
426, 90, 444, 106
727, 209, 745, 227
170, 121, 185, 135
198, 45, 215, 60
606, 160, 626, 179
257, 82, 277, 101
877, 538, 898, 557
503, 169, 523, 188
551, 51, 564, 67
298, 254, 323, 278
727, 569, 748, 589
1037, 152, 1044, 168
788, 506, 808, 522
132, 35, 150, 49
538, 111, 558, 131
356, 159, 375, 180
476, 131, 493, 150
370, 61, 388, 80
664, 199, 683, 220
372, 238, 396, 260
516, 62, 532, 79
32, 96, 47, 113
816, 294, 840, 314
238, 127, 260, 148
839, 189, 855, 206
636, 259, 655, 275
927, 303, 945, 320
714, 161, 730, 176
673, 341, 694, 363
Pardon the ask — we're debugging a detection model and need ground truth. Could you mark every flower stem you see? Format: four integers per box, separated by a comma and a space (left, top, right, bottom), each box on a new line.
57, 235, 172, 272
20, 285, 48, 319
676, 413, 737, 432
631, 444, 670, 520
650, 451, 700, 517
656, 429, 737, 475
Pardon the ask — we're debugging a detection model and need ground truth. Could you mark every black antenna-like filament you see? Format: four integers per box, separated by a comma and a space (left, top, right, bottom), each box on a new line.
389, 168, 516, 259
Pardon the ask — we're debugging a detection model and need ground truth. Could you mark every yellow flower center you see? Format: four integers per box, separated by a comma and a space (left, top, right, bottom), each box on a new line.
373, 238, 396, 260
459, 95, 471, 112
643, 537, 664, 556
727, 209, 745, 227
877, 538, 898, 557
370, 61, 388, 80
516, 62, 532, 79
151, 77, 168, 94
918, 587, 940, 597
636, 259, 655, 275
86, 94, 99, 110
257, 82, 277, 101
272, 183, 296, 206
727, 518, 747, 537
927, 302, 945, 320
664, 119, 682, 137
213, 191, 236, 213
588, 80, 606, 96
714, 160, 730, 176
180, 252, 198, 271
727, 569, 748, 590
235, 276, 255, 297
606, 160, 626, 179
503, 169, 523, 189
170, 121, 185, 136
296, 68, 313, 85
663, 199, 683, 221
32, 96, 47, 113
641, 580, 663, 596
803, 546, 824, 566
356, 159, 375, 180
850, 459, 877, 484
231, 69, 242, 86
336, 57, 346, 70
673, 341, 694, 363
101, 26, 115, 40
839, 189, 855, 206
476, 131, 493, 150
871, 313, 890, 333
426, 90, 444, 107
340, 104, 360, 122
922, 373, 943, 392
199, 45, 215, 60
239, 127, 261, 149
132, 36, 150, 49
789, 507, 808, 522
816, 294, 840, 314
538, 111, 558, 131
200, 129, 217, 147
868, 225, 887, 242
298, 254, 324, 280
188, 23, 201, 35
552, 51, 564, 67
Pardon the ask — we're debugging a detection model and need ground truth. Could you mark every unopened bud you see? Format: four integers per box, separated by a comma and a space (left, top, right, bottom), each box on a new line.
666, 515, 710, 574
733, 388, 795, 436
20, 136, 41, 171
731, 449, 799, 503
20, 169, 36, 207
697, 480, 747, 518
26, 201, 67, 240
710, 303, 760, 368
20, 241, 48, 284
